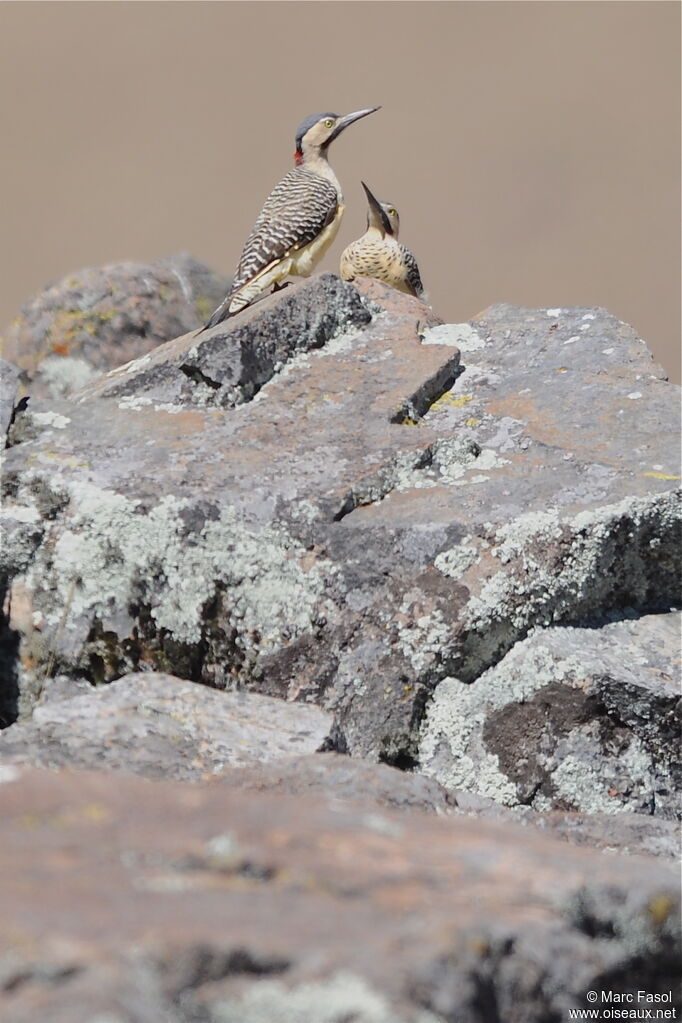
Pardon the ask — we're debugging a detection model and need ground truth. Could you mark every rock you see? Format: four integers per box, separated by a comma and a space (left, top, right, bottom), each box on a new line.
214, 753, 679, 859
0, 358, 20, 440
215, 751, 457, 815
0, 767, 678, 1022
450, 790, 680, 860
511, 807, 680, 860
0, 280, 679, 770
76, 270, 375, 408
0, 673, 332, 779
419, 611, 681, 819
1, 253, 231, 398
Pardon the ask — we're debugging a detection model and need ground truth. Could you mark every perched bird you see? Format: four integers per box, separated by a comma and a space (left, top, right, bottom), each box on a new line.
201, 108, 380, 329
340, 181, 424, 298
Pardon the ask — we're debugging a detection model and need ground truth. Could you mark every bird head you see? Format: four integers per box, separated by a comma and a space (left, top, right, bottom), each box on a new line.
361, 181, 400, 238
294, 108, 380, 165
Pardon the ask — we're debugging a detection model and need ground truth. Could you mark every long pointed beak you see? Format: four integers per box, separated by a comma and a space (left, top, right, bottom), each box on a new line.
328, 106, 380, 144
361, 180, 392, 235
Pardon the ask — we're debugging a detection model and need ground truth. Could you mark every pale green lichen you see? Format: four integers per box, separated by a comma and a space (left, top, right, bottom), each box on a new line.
24, 480, 336, 654
396, 598, 450, 674
464, 490, 681, 647
38, 355, 99, 398
420, 322, 485, 352
549, 740, 653, 815
420, 631, 666, 813
30, 411, 71, 430
434, 543, 479, 578
212, 970, 440, 1023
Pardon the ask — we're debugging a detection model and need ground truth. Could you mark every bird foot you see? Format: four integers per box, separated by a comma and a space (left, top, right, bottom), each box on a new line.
271, 281, 292, 293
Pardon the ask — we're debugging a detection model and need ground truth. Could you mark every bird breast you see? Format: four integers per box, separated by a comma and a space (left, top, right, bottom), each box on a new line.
341, 235, 412, 292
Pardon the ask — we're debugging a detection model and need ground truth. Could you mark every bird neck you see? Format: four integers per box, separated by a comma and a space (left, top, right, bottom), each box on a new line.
364, 223, 386, 241
295, 148, 342, 197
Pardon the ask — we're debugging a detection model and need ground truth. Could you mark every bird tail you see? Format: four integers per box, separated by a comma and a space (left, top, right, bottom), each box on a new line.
196, 295, 233, 335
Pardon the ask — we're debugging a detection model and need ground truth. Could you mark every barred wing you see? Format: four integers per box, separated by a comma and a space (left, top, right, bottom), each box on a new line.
231, 168, 338, 294
400, 243, 424, 298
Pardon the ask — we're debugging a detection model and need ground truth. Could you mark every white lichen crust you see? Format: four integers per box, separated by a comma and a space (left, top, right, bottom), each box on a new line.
16, 477, 336, 677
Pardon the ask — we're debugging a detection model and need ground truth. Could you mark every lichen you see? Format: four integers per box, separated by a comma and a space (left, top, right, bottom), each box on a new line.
38, 356, 99, 398
212, 970, 436, 1023
420, 623, 673, 814
463, 490, 681, 653
21, 479, 337, 668
396, 598, 450, 674
420, 322, 485, 352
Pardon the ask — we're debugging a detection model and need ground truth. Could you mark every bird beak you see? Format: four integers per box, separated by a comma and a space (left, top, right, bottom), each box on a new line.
327, 106, 380, 144
361, 180, 392, 235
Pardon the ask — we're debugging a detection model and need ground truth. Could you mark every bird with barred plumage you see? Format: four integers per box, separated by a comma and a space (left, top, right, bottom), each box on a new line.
201, 108, 380, 329
340, 181, 424, 298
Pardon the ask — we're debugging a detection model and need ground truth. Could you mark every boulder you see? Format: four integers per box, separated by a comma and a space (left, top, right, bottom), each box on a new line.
0, 766, 678, 1022
0, 673, 332, 779
419, 612, 681, 819
1, 253, 231, 398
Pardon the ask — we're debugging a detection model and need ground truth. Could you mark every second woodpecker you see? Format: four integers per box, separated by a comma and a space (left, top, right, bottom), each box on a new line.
202, 107, 380, 328
340, 181, 424, 298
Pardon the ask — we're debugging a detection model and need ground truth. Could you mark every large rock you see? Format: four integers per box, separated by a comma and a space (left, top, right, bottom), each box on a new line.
0, 279, 679, 768
419, 612, 682, 819
1, 253, 231, 398
0, 767, 678, 1022
0, 673, 332, 779
214, 750, 457, 815
76, 270, 375, 408
207, 752, 680, 859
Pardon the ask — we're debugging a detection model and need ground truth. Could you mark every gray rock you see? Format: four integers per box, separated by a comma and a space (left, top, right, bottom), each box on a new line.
1, 281, 679, 770
0, 767, 678, 1022
215, 751, 457, 815
76, 271, 374, 408
213, 753, 680, 858
450, 789, 680, 859
0, 673, 332, 779
420, 611, 681, 818
1, 253, 231, 398
0, 358, 20, 440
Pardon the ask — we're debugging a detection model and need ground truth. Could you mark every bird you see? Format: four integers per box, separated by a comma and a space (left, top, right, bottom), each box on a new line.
201, 108, 380, 329
339, 181, 424, 298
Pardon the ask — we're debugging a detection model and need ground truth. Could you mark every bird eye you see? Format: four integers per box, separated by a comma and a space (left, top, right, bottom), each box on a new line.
324, 118, 335, 128
388, 209, 397, 217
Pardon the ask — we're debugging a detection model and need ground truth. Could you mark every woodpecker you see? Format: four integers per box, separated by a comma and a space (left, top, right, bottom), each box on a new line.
201, 108, 380, 329
340, 181, 424, 298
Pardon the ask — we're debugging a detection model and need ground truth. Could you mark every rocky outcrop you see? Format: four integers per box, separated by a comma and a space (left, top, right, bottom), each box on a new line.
1, 278, 679, 764
0, 264, 680, 1020
1, 253, 230, 398
0, 766, 678, 1023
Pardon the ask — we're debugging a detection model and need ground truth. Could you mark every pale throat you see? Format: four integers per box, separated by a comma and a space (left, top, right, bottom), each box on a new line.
299, 148, 343, 200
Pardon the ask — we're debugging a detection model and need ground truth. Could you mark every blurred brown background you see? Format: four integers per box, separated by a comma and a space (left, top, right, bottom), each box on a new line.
1, 1, 679, 381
